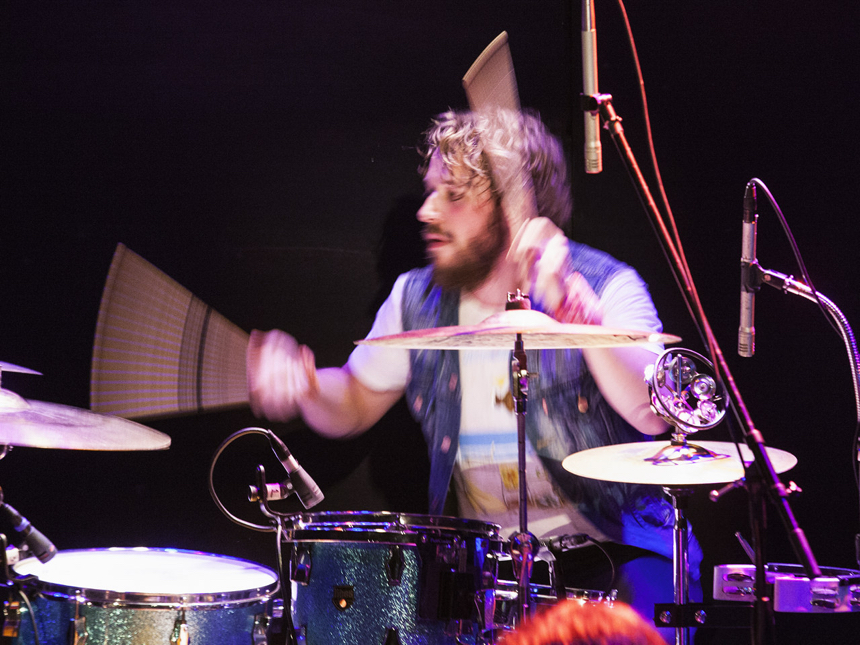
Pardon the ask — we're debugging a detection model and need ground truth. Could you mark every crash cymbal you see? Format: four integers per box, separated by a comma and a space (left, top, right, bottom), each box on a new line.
357, 309, 680, 350
562, 440, 797, 486
0, 362, 42, 376
0, 388, 170, 451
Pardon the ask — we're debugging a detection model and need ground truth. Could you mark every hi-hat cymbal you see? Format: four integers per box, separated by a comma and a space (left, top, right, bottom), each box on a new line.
562, 440, 797, 486
0, 389, 170, 451
357, 309, 680, 350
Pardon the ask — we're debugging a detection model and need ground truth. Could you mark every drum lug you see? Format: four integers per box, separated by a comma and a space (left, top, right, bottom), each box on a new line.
386, 545, 405, 585
71, 616, 88, 645
291, 545, 312, 585
2, 600, 21, 638
169, 610, 189, 645
382, 627, 401, 645
252, 612, 269, 645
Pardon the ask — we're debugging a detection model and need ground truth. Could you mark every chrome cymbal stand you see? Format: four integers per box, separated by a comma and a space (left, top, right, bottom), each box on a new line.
507, 292, 540, 628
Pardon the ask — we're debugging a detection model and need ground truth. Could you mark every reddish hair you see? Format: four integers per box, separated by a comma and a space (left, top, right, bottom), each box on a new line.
500, 600, 667, 645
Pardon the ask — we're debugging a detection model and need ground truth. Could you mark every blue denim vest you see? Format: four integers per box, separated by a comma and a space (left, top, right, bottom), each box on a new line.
401, 240, 700, 563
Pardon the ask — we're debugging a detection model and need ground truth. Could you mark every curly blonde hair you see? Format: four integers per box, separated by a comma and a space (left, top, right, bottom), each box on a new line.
421, 108, 572, 231
500, 600, 667, 645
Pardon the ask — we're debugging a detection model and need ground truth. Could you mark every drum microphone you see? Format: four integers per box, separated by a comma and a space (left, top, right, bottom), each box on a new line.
582, 0, 602, 174
544, 533, 590, 552
267, 431, 325, 509
738, 181, 759, 357
1, 503, 57, 563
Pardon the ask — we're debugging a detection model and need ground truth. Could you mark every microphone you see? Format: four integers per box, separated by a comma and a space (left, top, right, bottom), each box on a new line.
582, 0, 602, 174
1, 503, 57, 563
267, 432, 324, 509
544, 533, 590, 552
738, 181, 759, 357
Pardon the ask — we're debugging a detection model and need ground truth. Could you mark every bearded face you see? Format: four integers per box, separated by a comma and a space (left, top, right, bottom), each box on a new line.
418, 154, 509, 292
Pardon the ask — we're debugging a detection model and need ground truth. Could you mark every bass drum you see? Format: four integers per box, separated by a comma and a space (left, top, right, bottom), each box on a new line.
284, 511, 504, 645
12, 547, 280, 645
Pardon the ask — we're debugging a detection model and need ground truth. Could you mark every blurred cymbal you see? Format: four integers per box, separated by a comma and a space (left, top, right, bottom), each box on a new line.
0, 362, 42, 376
0, 389, 170, 451
357, 309, 679, 350
562, 440, 797, 486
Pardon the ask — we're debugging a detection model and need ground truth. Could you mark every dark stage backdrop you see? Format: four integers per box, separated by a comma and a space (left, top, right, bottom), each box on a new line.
2, 2, 858, 643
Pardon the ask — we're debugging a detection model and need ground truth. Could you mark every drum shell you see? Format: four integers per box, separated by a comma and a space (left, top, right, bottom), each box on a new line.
11, 548, 280, 645
285, 512, 502, 645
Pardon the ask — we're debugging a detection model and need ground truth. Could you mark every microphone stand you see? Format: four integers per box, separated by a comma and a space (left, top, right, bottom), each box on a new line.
585, 93, 821, 645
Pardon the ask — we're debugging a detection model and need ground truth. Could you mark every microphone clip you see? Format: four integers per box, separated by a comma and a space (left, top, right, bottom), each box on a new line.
741, 259, 765, 293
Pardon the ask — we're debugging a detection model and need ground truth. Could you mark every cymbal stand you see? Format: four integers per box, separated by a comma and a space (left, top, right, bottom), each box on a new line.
661, 486, 695, 645
507, 293, 539, 627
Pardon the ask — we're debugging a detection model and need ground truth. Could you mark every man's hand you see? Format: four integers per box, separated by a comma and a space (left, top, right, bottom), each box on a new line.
247, 329, 319, 421
508, 217, 604, 325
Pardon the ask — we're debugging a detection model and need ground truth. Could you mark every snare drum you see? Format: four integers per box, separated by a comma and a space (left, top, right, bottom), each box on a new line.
284, 511, 503, 644
12, 547, 280, 645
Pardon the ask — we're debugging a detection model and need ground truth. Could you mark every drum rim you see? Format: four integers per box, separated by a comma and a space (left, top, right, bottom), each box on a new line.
285, 510, 501, 543
13, 547, 280, 608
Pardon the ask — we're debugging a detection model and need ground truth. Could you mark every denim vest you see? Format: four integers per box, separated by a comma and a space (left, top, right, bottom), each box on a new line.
401, 240, 700, 563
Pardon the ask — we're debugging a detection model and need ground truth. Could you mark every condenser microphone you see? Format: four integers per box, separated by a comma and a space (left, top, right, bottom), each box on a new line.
2, 503, 57, 563
738, 181, 758, 357
582, 0, 602, 174
267, 432, 324, 509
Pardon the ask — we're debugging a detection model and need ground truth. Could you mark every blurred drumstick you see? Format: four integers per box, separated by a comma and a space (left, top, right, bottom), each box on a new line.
91, 243, 249, 419
462, 32, 540, 266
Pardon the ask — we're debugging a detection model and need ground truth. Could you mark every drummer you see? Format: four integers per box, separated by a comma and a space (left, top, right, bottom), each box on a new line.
247, 107, 702, 629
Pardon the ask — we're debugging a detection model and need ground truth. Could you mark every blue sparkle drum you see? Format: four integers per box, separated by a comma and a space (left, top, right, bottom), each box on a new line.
11, 547, 280, 645
284, 512, 504, 644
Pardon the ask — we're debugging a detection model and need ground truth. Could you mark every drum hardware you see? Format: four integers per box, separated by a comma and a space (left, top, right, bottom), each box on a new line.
170, 610, 189, 645
72, 611, 86, 645
290, 544, 312, 585
713, 563, 860, 613
253, 613, 271, 645
331, 586, 354, 611
383, 627, 401, 645
387, 545, 405, 585
2, 599, 21, 640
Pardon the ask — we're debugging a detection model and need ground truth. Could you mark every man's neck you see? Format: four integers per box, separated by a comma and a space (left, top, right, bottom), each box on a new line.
463, 254, 521, 310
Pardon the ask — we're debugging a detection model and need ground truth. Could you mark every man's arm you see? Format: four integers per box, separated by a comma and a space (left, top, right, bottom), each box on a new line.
300, 365, 404, 438
582, 345, 665, 436
247, 329, 403, 438
511, 218, 665, 437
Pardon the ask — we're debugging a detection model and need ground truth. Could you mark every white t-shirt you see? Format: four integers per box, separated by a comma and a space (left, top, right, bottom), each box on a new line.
348, 268, 663, 539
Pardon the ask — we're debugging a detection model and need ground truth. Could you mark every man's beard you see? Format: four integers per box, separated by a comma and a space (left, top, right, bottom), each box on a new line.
429, 206, 507, 292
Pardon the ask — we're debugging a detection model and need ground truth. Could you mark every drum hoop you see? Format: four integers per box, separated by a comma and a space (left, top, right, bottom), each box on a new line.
13, 548, 280, 608
285, 511, 501, 543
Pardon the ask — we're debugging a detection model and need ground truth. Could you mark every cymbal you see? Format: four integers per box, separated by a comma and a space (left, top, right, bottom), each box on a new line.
357, 309, 680, 350
0, 389, 170, 451
0, 361, 42, 376
562, 440, 797, 486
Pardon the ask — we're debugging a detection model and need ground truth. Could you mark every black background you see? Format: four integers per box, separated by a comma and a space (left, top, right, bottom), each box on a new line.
2, 2, 859, 642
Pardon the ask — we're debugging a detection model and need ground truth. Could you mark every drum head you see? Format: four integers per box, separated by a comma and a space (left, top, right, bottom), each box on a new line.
13, 547, 279, 607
